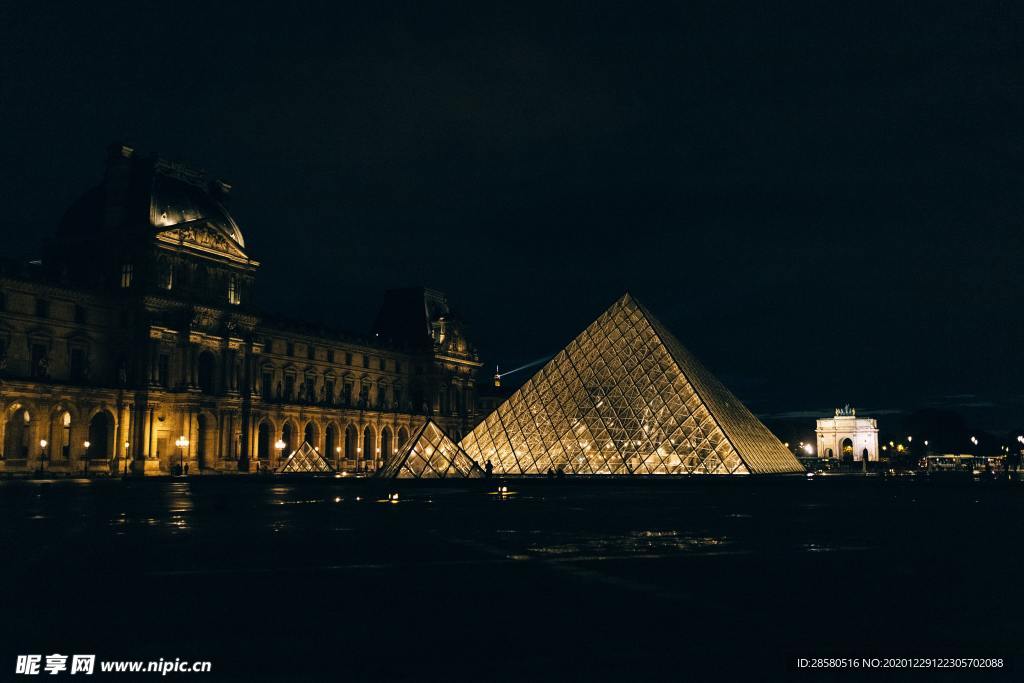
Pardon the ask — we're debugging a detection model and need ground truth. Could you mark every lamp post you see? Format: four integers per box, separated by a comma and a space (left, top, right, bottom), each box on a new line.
335, 445, 341, 469
123, 440, 130, 475
39, 439, 48, 474
83, 440, 91, 476
175, 436, 189, 475
275, 439, 286, 467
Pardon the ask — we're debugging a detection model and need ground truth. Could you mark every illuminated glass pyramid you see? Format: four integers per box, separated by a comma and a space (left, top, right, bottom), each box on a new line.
460, 294, 803, 475
378, 419, 484, 479
276, 442, 334, 473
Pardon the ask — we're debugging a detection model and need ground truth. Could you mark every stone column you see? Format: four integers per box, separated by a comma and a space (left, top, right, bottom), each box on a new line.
189, 347, 199, 388
0, 406, 6, 460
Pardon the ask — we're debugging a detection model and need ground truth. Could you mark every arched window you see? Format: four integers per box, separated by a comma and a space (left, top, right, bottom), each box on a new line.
4, 407, 31, 459
362, 426, 375, 462
88, 412, 113, 459
398, 426, 409, 450
304, 421, 317, 448
380, 428, 392, 465
197, 352, 216, 395
325, 424, 338, 462
344, 425, 357, 460
282, 422, 295, 454
257, 422, 272, 462
841, 438, 854, 459
60, 412, 71, 459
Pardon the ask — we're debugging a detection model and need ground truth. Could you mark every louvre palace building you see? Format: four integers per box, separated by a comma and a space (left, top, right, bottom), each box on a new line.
0, 144, 482, 475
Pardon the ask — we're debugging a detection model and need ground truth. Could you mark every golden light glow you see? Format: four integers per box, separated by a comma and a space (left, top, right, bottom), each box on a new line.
459, 295, 798, 475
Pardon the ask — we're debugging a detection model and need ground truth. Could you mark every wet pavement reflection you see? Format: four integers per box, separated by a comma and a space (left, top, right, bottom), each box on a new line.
0, 476, 1021, 680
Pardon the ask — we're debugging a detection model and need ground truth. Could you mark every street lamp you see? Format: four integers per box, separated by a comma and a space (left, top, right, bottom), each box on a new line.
175, 436, 189, 475
123, 440, 130, 475
83, 440, 91, 476
39, 439, 48, 473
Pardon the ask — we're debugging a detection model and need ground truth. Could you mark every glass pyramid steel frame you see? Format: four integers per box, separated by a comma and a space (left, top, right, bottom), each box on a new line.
378, 419, 484, 479
276, 441, 334, 473
459, 293, 804, 475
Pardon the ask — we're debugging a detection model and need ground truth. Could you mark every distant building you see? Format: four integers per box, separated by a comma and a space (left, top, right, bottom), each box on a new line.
815, 405, 878, 462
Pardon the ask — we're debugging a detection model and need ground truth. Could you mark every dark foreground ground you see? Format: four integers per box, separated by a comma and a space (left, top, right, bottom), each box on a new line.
1, 475, 1021, 682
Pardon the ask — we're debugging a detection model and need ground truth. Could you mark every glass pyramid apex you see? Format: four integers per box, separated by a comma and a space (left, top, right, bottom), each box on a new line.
459, 293, 804, 475
277, 441, 334, 473
378, 419, 484, 479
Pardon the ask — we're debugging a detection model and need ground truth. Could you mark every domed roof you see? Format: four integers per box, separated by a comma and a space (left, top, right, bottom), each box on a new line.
149, 174, 245, 248
56, 148, 245, 251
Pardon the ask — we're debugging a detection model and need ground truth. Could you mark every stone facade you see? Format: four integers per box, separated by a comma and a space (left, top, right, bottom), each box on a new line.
0, 145, 481, 476
815, 406, 879, 463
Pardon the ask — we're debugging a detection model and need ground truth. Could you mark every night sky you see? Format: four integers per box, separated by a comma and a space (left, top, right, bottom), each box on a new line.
2, 2, 1021, 434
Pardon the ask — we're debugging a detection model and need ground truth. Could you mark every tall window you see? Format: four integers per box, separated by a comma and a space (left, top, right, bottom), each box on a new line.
30, 344, 48, 379
307, 345, 315, 360
286, 342, 294, 357
61, 412, 71, 459
324, 380, 334, 404
345, 352, 352, 365
262, 370, 273, 399
227, 276, 240, 305
284, 374, 295, 400
158, 354, 170, 388
120, 264, 133, 288
35, 299, 49, 318
74, 305, 87, 324
327, 349, 335, 363
362, 355, 369, 369
197, 352, 215, 395
69, 348, 87, 381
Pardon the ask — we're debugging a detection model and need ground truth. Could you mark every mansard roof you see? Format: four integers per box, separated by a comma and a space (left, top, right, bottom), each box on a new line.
57, 144, 246, 255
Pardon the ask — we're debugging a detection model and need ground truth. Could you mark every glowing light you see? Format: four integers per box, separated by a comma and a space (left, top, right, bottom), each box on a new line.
497, 355, 552, 379
801, 443, 813, 455
275, 439, 286, 450
83, 441, 91, 449
39, 439, 47, 449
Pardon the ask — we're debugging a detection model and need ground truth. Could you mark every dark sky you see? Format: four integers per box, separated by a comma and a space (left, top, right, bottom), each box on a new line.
2, 2, 1021, 432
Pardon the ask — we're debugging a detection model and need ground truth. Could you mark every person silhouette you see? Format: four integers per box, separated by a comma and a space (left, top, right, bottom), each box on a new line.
485, 459, 493, 478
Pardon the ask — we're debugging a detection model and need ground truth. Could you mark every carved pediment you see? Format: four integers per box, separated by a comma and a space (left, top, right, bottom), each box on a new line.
157, 221, 249, 261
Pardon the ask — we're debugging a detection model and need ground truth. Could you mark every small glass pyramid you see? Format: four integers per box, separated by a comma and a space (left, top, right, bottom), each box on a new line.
276, 441, 334, 473
378, 420, 484, 479
459, 293, 804, 475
